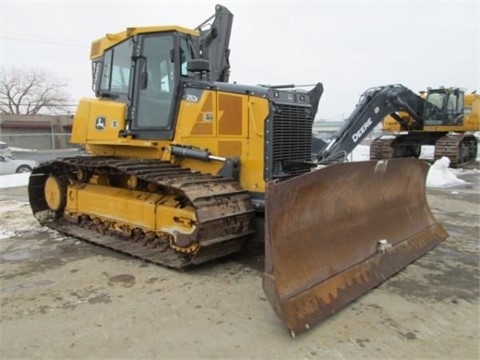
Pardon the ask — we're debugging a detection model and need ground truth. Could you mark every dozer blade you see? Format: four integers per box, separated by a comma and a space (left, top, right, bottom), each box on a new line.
263, 158, 448, 337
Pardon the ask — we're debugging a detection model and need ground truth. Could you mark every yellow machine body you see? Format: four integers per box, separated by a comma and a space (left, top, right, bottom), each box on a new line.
383, 91, 480, 133
71, 89, 270, 194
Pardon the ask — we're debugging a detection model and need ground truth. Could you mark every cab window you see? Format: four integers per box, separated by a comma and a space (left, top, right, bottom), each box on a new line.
99, 39, 133, 94
180, 36, 195, 77
135, 34, 176, 129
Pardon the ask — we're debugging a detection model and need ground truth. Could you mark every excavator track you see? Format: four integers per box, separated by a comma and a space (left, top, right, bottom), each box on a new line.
28, 156, 256, 269
434, 134, 478, 168
372, 133, 478, 167
370, 137, 395, 160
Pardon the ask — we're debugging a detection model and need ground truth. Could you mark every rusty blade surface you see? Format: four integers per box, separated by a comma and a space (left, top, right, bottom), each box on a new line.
263, 158, 448, 337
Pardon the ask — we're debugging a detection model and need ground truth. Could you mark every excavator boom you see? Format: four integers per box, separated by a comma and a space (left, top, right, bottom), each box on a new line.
263, 158, 448, 336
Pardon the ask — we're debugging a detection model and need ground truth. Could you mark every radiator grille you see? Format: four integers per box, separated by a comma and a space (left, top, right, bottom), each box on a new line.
267, 103, 314, 180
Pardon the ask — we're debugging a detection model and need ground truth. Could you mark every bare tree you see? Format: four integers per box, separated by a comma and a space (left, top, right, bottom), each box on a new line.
0, 67, 72, 115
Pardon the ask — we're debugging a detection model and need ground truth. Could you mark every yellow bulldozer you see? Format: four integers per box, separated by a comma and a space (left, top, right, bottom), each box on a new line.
28, 5, 448, 337
370, 87, 479, 167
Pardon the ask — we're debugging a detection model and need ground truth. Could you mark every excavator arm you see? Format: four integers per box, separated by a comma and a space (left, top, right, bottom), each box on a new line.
318, 84, 426, 163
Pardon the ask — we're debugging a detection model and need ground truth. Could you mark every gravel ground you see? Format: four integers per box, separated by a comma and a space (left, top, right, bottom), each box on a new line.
0, 171, 479, 359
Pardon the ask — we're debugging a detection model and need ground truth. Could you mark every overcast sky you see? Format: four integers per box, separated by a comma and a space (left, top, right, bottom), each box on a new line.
1, 0, 479, 120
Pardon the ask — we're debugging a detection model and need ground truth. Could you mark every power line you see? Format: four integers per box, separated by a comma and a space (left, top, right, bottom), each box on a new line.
0, 34, 88, 47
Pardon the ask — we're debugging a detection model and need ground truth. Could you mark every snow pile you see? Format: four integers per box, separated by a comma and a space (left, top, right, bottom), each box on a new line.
0, 173, 30, 189
426, 157, 467, 188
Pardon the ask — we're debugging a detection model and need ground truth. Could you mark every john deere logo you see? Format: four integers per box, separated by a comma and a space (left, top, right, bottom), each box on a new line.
95, 117, 106, 130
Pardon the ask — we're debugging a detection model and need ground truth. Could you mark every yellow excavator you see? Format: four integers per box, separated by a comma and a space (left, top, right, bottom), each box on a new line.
28, 5, 447, 337
370, 87, 479, 167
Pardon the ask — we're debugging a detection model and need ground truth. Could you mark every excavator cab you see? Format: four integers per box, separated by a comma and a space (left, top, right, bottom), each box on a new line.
424, 88, 465, 125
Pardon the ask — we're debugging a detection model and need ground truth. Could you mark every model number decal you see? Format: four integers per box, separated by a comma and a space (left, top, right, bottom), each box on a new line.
185, 94, 199, 103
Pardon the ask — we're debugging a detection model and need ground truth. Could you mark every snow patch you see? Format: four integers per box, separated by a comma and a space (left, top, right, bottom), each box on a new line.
0, 229, 15, 240
0, 200, 42, 235
419, 145, 435, 160
350, 144, 370, 162
9, 146, 36, 152
0, 173, 30, 189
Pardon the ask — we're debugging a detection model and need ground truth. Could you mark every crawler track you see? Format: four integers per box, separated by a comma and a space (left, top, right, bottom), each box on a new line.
28, 157, 256, 269
370, 137, 395, 160
371, 133, 478, 168
434, 134, 478, 168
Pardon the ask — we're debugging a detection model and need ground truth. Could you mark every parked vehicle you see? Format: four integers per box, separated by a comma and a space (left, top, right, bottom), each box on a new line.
0, 155, 39, 175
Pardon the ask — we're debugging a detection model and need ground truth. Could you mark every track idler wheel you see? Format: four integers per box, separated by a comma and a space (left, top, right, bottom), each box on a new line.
44, 175, 67, 212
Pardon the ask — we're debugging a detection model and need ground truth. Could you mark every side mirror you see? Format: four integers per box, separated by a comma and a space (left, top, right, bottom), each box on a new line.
187, 59, 211, 73
187, 59, 211, 80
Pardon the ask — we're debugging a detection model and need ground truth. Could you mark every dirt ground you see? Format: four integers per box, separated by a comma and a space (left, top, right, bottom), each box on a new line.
0, 170, 479, 359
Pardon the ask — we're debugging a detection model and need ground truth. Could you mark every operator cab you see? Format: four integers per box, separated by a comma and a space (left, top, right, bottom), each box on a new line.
423, 88, 465, 125
91, 29, 197, 140
88, 5, 233, 141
